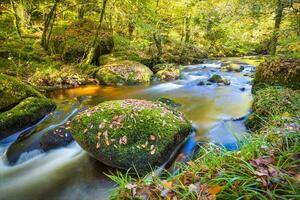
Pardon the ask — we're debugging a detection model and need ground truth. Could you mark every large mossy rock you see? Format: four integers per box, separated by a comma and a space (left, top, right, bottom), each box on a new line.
0, 74, 56, 139
0, 97, 56, 139
70, 99, 192, 173
252, 58, 300, 92
49, 19, 114, 63
96, 60, 153, 85
0, 74, 43, 112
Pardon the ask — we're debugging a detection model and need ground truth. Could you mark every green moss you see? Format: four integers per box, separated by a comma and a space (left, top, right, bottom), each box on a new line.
0, 74, 44, 112
246, 87, 300, 131
0, 97, 56, 139
252, 58, 300, 92
70, 99, 191, 174
96, 60, 153, 85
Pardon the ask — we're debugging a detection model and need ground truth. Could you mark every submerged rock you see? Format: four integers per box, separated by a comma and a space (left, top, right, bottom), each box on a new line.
96, 60, 153, 85
197, 81, 205, 86
70, 99, 192, 173
158, 97, 181, 108
0, 74, 56, 139
40, 127, 73, 151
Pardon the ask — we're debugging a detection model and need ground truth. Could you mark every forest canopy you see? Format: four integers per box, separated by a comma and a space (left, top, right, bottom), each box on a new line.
0, 0, 299, 65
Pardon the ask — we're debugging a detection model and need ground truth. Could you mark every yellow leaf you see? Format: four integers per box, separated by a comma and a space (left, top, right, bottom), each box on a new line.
162, 181, 173, 189
208, 185, 223, 195
282, 112, 290, 117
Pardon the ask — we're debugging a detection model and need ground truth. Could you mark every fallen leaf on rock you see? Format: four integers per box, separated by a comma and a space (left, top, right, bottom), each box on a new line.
99, 122, 105, 129
150, 148, 156, 155
96, 142, 100, 149
119, 136, 128, 145
103, 130, 109, 146
150, 135, 156, 141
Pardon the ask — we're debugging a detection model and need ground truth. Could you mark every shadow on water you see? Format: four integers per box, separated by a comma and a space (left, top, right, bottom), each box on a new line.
0, 57, 260, 200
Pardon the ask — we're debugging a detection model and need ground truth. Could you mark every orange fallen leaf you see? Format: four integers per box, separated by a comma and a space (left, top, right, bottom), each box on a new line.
208, 185, 223, 195
162, 180, 173, 189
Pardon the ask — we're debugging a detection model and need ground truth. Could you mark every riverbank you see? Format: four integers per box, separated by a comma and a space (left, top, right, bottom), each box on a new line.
109, 61, 300, 199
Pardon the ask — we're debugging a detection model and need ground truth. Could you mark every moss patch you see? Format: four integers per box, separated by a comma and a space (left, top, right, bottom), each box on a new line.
70, 99, 192, 174
246, 87, 300, 131
0, 74, 44, 112
0, 97, 56, 139
96, 60, 153, 85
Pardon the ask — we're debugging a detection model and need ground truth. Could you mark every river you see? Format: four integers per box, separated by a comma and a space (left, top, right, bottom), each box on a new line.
0, 57, 261, 200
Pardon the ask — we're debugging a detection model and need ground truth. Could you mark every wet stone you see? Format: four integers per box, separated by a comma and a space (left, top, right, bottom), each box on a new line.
40, 127, 74, 152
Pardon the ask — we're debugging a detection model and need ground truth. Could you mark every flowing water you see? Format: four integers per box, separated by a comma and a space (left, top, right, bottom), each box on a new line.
0, 57, 261, 200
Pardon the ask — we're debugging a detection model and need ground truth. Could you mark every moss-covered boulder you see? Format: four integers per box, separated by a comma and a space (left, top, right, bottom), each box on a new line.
220, 63, 243, 72
156, 68, 181, 81
0, 97, 56, 139
0, 74, 56, 139
153, 63, 182, 81
0, 74, 43, 112
252, 58, 300, 92
49, 19, 114, 64
246, 87, 300, 131
208, 74, 231, 85
70, 99, 192, 173
96, 60, 153, 85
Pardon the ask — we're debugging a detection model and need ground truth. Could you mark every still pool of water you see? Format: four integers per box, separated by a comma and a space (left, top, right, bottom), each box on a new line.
0, 57, 260, 200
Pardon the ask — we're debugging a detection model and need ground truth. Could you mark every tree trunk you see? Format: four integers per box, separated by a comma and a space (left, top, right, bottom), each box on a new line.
84, 0, 108, 65
269, 0, 284, 55
41, 0, 60, 50
128, 20, 135, 39
11, 0, 22, 38
185, 16, 191, 43
78, 5, 85, 19
152, 0, 162, 61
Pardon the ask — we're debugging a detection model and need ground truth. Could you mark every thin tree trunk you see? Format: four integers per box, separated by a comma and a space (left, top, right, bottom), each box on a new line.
153, 0, 162, 61
78, 5, 85, 19
128, 20, 135, 39
185, 15, 191, 43
41, 0, 60, 50
11, 0, 22, 38
84, 0, 108, 65
269, 0, 284, 55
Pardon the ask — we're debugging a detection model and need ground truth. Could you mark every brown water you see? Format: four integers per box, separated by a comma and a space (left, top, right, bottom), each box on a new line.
0, 57, 260, 200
